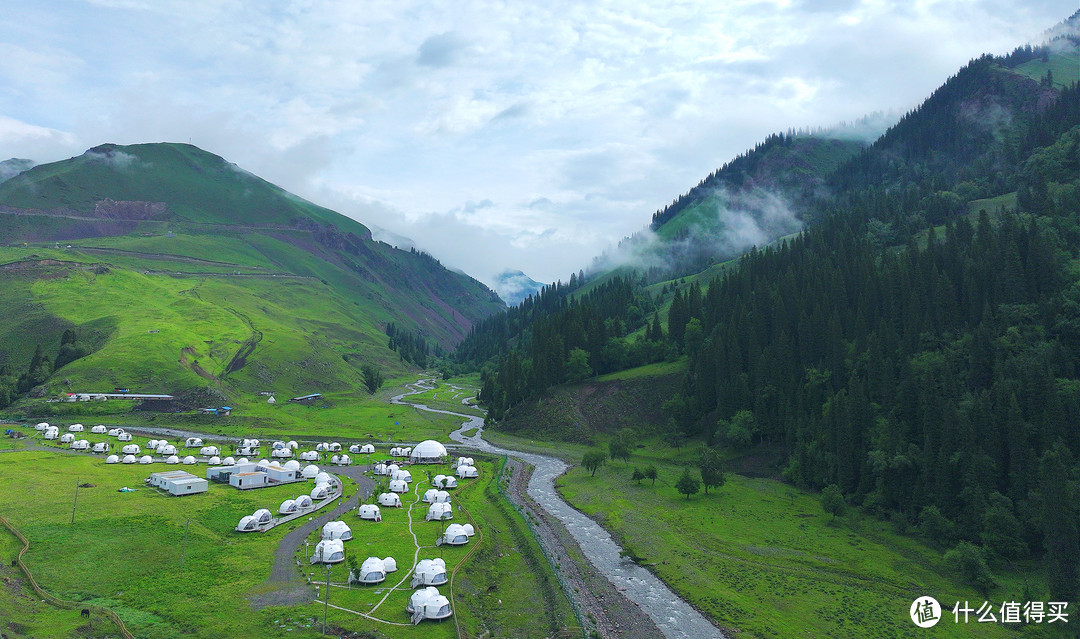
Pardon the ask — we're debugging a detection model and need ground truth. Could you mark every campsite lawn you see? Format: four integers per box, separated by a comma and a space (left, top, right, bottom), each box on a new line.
0, 443, 576, 638
557, 450, 1053, 639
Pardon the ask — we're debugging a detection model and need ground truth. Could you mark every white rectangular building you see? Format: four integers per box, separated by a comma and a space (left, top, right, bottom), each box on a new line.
149, 470, 208, 496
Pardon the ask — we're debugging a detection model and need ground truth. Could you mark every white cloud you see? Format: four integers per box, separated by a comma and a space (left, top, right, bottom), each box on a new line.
0, 0, 1073, 287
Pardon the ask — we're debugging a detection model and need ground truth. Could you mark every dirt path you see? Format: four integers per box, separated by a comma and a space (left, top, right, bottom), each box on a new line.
248, 465, 375, 610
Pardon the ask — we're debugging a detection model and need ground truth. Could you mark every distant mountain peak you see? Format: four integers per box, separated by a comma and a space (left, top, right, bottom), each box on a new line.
494, 269, 544, 306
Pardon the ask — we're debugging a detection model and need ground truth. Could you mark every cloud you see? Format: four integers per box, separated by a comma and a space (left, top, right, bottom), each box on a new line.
0, 0, 1074, 286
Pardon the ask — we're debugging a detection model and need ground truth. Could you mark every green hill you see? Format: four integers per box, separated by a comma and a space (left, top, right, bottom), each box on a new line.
0, 143, 504, 413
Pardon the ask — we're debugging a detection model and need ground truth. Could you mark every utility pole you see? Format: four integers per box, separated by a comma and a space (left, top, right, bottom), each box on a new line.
70, 479, 80, 524
323, 561, 330, 635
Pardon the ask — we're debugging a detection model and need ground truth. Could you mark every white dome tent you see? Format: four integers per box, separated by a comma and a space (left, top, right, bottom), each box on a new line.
43, 427, 59, 440
34, 422, 49, 431
107, 427, 122, 436
348, 444, 360, 454
221, 457, 236, 466
68, 424, 84, 432
122, 455, 137, 464
138, 455, 153, 464
322, 521, 352, 541
117, 432, 133, 442
407, 587, 452, 622
60, 433, 75, 444
410, 558, 448, 587
182, 456, 196, 465
121, 444, 141, 455
92, 442, 110, 453
456, 465, 478, 479
200, 445, 219, 456
359, 443, 375, 454
185, 437, 203, 448
301, 465, 320, 479
236, 516, 259, 532
311, 484, 331, 500
423, 489, 451, 504
373, 463, 389, 476
295, 495, 313, 509
357, 504, 382, 521
158, 444, 178, 456
70, 439, 89, 450
389, 447, 404, 457
272, 441, 286, 450
299, 451, 319, 461
410, 440, 448, 463
166, 455, 180, 464
271, 448, 293, 458
438, 523, 474, 546
91, 425, 107, 434
378, 492, 402, 507
330, 454, 351, 465
388, 479, 408, 494
391, 469, 413, 483
327, 442, 341, 452
105, 454, 120, 464
207, 456, 221, 465
310, 539, 345, 564
456, 457, 474, 468
425, 502, 453, 521
283, 459, 301, 471
253, 509, 273, 525
147, 439, 161, 449
279, 499, 298, 515
352, 556, 389, 584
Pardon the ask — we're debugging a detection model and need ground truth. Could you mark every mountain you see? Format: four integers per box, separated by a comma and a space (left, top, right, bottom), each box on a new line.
459, 14, 1080, 601
493, 269, 545, 306
0, 158, 34, 184
0, 142, 504, 408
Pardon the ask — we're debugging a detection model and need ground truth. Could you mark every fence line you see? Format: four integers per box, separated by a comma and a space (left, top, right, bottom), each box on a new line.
494, 456, 587, 639
0, 516, 136, 639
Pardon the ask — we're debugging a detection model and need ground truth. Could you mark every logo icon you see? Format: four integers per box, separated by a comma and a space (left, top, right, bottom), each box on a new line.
910, 596, 941, 628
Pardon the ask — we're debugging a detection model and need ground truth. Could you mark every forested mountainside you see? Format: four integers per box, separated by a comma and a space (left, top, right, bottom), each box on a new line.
0, 143, 503, 409
457, 16, 1080, 601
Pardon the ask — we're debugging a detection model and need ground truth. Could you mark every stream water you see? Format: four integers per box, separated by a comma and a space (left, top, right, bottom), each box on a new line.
391, 379, 726, 639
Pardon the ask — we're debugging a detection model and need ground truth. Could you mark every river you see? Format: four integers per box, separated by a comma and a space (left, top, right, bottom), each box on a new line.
391, 379, 726, 639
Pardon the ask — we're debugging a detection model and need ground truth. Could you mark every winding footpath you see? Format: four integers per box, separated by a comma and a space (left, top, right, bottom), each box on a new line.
392, 379, 727, 639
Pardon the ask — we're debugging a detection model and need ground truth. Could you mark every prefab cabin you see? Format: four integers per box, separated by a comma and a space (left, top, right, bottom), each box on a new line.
230, 471, 269, 489
149, 470, 208, 496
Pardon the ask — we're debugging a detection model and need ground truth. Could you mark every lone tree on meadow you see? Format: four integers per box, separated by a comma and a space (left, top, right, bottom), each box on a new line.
644, 464, 658, 486
675, 467, 700, 500
609, 428, 633, 465
582, 449, 607, 477
820, 484, 846, 521
361, 364, 384, 394
631, 468, 645, 484
698, 446, 726, 494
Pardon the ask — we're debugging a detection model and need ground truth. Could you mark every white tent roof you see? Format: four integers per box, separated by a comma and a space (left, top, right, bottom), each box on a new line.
138, 455, 153, 464
91, 425, 107, 434
378, 492, 401, 507
314, 472, 331, 485
166, 455, 180, 464
357, 504, 382, 521
208, 456, 221, 465
283, 459, 300, 470
253, 508, 272, 523
456, 465, 478, 478
356, 556, 387, 583
301, 465, 320, 478
359, 443, 375, 454
410, 440, 447, 461
408, 587, 452, 620
279, 499, 297, 514
295, 495, 313, 508
322, 520, 352, 541
311, 539, 344, 564
391, 469, 412, 482
389, 479, 408, 493
105, 454, 120, 464
182, 456, 196, 465
237, 515, 259, 531
311, 484, 330, 499
222, 456, 236, 466
412, 558, 448, 587
122, 444, 141, 455
122, 454, 136, 464
426, 502, 453, 521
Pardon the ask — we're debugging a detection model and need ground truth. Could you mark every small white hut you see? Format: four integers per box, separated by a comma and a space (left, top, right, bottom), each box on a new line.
295, 494, 313, 509
159, 444, 178, 456
91, 425, 107, 434
378, 492, 402, 507
117, 432, 133, 442
352, 556, 388, 584
439, 523, 473, 546
107, 427, 122, 436
221, 456, 236, 466
409, 440, 448, 463
68, 423, 84, 432
60, 433, 75, 444
122, 454, 137, 464
43, 427, 59, 440
391, 469, 413, 483
299, 450, 320, 461
301, 464, 320, 479
407, 587, 452, 622
410, 558, 448, 587
271, 447, 293, 458
253, 508, 273, 524
182, 455, 197, 465
359, 443, 375, 454
138, 455, 153, 464
200, 445, 220, 456
425, 502, 453, 521
330, 454, 351, 466
358, 504, 382, 521
207, 456, 221, 465
92, 442, 110, 453
283, 459, 301, 471
310, 539, 344, 564
34, 422, 50, 431
311, 483, 331, 500
166, 455, 180, 464
373, 463, 389, 476
121, 444, 141, 455
456, 465, 478, 479
236, 515, 259, 532
185, 437, 203, 448
70, 439, 89, 450
105, 454, 120, 464
322, 521, 352, 541
279, 499, 298, 515
389, 479, 408, 494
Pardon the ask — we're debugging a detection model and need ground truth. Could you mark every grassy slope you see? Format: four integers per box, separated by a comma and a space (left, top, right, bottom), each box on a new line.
511, 364, 1058, 638
1009, 51, 1080, 88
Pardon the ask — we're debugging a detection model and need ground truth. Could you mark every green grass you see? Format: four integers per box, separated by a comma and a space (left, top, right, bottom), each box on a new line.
1010, 51, 1080, 89
557, 448, 1053, 639
0, 438, 576, 638
594, 358, 686, 382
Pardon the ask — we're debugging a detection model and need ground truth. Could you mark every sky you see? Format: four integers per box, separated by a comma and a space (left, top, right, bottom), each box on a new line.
0, 1, 1074, 288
